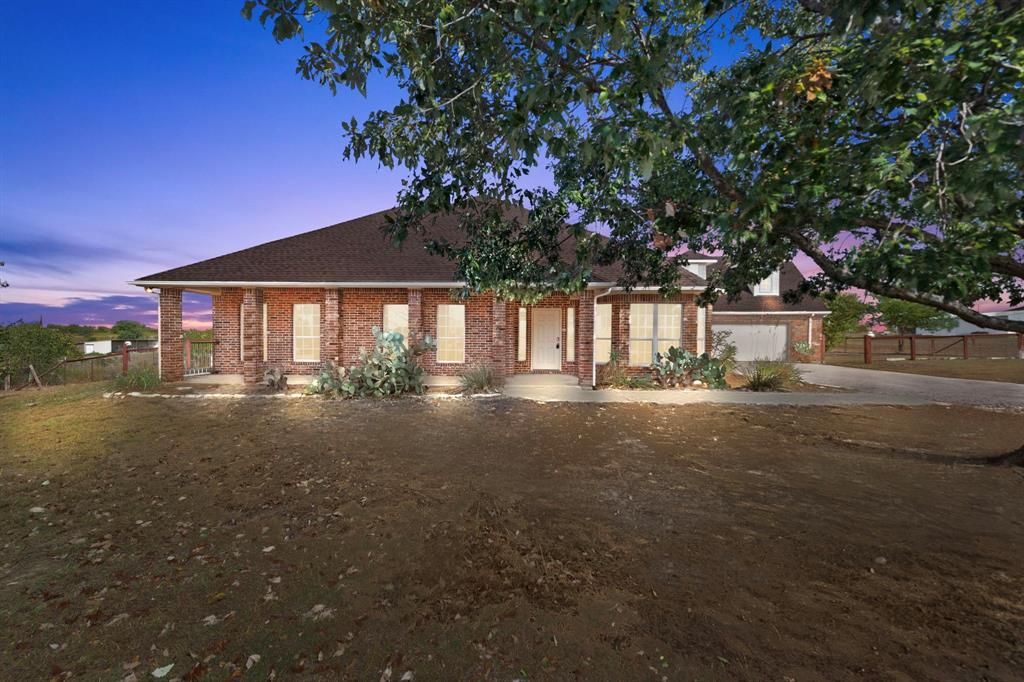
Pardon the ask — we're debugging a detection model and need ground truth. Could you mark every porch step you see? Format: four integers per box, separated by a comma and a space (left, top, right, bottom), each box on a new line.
505, 374, 579, 388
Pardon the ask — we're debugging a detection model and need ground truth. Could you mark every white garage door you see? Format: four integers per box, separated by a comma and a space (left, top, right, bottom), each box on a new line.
716, 323, 788, 361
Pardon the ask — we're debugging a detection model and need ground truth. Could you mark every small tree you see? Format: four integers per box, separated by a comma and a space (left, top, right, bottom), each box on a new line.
875, 298, 957, 336
0, 322, 79, 385
822, 293, 872, 350
111, 320, 156, 340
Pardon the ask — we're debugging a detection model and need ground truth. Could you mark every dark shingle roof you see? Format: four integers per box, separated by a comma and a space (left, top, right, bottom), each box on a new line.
134, 208, 706, 288
713, 261, 828, 313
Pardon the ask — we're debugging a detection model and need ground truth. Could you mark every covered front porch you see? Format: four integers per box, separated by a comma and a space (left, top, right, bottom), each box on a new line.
156, 285, 706, 388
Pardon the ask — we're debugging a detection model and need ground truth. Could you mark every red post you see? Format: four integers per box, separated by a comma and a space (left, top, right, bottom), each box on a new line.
962, 335, 969, 360
909, 335, 917, 361
863, 335, 872, 364
184, 338, 192, 370
121, 344, 130, 374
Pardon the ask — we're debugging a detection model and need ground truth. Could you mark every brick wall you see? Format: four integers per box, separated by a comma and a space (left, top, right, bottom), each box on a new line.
158, 288, 183, 382
202, 286, 707, 383
600, 292, 701, 377
509, 293, 582, 376
338, 288, 409, 366
419, 289, 493, 375
212, 289, 243, 374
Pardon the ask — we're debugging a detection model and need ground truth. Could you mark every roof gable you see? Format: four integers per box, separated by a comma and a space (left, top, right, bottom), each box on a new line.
134, 208, 707, 288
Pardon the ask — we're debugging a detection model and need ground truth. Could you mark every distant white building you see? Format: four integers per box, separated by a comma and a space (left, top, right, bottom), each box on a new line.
79, 339, 158, 355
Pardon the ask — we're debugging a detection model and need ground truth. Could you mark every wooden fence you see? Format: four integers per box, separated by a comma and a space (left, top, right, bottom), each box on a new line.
830, 333, 1024, 363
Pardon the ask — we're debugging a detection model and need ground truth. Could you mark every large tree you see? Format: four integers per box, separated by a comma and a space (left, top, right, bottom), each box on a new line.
245, 0, 1024, 330
874, 297, 958, 335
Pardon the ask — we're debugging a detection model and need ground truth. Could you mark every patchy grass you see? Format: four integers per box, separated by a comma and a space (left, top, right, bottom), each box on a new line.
826, 355, 1024, 383
1, 387, 1022, 680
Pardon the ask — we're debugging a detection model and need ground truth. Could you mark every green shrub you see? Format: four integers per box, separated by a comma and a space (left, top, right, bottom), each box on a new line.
693, 358, 728, 389
711, 330, 738, 372
0, 322, 79, 386
114, 365, 161, 391
792, 341, 813, 357
459, 363, 504, 393
651, 347, 729, 389
307, 327, 435, 399
740, 361, 803, 392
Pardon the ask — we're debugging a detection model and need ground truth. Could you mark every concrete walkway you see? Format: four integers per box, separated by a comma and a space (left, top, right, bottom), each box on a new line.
796, 363, 1024, 408
503, 385, 928, 406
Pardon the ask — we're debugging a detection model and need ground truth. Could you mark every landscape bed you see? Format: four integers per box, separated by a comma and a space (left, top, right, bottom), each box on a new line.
1, 385, 1022, 680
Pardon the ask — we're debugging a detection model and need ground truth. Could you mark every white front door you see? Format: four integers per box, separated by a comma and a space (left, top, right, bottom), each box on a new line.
531, 308, 562, 370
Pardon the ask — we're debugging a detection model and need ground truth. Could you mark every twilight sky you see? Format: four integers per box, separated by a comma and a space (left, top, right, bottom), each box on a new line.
1, 2, 414, 328
0, 3, 1010, 328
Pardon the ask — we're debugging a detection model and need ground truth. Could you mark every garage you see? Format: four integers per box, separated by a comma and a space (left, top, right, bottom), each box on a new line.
716, 323, 789, 361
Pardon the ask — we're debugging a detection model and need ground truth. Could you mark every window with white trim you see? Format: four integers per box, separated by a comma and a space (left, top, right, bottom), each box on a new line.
436, 304, 465, 363
629, 303, 683, 366
239, 305, 245, 361
595, 304, 612, 363
566, 308, 575, 362
754, 270, 780, 296
262, 303, 268, 361
293, 303, 321, 362
517, 308, 527, 362
383, 304, 409, 339
684, 263, 707, 278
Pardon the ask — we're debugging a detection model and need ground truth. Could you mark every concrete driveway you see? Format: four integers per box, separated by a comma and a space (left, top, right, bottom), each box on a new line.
797, 364, 1024, 409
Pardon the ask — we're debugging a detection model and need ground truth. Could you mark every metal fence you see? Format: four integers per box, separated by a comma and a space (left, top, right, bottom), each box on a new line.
184, 340, 214, 376
4, 346, 160, 389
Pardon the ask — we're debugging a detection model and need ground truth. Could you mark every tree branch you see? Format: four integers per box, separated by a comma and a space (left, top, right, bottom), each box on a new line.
783, 225, 1024, 333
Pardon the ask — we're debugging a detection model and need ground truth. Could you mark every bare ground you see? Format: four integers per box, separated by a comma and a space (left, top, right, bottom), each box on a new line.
1, 385, 1022, 680
825, 355, 1024, 384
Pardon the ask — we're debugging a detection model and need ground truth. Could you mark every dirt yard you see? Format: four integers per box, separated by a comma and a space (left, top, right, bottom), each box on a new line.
2, 385, 1022, 681
825, 355, 1024, 383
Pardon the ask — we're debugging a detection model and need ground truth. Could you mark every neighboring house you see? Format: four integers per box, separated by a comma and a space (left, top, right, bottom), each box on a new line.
132, 208, 824, 385
921, 307, 1024, 336
80, 339, 158, 355
702, 261, 829, 362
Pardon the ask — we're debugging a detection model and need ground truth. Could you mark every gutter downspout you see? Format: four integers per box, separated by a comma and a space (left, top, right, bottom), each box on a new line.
591, 288, 613, 389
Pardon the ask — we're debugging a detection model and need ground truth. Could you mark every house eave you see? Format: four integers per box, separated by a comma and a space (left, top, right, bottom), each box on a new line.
131, 280, 709, 292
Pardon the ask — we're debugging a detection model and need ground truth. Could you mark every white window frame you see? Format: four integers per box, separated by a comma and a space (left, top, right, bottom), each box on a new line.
684, 263, 707, 278
262, 303, 268, 361
383, 303, 410, 339
292, 303, 321, 363
239, 305, 245, 362
517, 307, 527, 362
436, 304, 465, 363
754, 270, 780, 296
629, 303, 683, 366
595, 303, 612, 364
566, 308, 575, 362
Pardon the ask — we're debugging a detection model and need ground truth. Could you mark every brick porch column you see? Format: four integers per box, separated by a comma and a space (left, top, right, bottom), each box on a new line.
241, 288, 263, 384
491, 296, 512, 376
323, 289, 340, 363
158, 288, 183, 382
576, 290, 595, 386
407, 289, 423, 341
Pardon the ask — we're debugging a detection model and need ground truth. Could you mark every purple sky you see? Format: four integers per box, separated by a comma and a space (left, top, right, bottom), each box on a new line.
1, 2, 413, 328
0, 4, 1011, 328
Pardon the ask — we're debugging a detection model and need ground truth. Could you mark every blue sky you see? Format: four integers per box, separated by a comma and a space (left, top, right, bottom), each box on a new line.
1, 1, 412, 327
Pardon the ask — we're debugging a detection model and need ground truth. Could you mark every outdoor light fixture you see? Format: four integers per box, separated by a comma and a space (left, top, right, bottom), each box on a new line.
144, 287, 154, 293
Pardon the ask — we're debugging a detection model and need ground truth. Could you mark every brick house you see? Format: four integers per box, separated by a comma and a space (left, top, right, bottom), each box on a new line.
705, 261, 828, 362
132, 209, 824, 385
